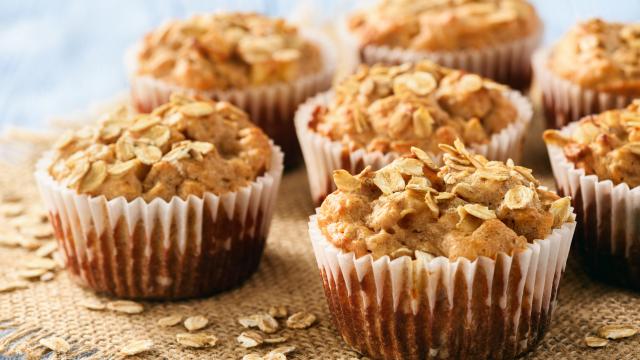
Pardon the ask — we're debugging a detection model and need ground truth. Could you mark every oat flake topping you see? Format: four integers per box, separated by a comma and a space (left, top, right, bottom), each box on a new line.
47, 94, 272, 202
319, 140, 573, 260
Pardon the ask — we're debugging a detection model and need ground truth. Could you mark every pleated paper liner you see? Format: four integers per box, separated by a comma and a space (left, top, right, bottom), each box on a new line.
125, 30, 337, 169
533, 48, 636, 129
339, 18, 542, 91
34, 144, 284, 300
309, 211, 576, 360
295, 90, 533, 205
546, 122, 640, 290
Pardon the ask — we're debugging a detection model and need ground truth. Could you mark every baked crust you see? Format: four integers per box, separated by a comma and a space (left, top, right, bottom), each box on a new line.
48, 94, 272, 202
348, 0, 540, 51
135, 12, 323, 90
544, 100, 640, 188
548, 18, 640, 95
318, 141, 572, 260
310, 61, 518, 155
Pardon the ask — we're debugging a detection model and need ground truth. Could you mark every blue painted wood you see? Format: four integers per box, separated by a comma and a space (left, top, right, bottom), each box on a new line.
0, 0, 638, 130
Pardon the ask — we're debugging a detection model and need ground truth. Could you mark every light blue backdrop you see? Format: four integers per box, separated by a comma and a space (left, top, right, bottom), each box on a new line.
0, 0, 638, 129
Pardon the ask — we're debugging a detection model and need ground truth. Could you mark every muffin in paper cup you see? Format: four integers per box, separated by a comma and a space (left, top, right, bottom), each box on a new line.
125, 12, 336, 168
308, 142, 575, 359
534, 19, 640, 129
295, 61, 533, 204
34, 95, 284, 299
544, 105, 640, 290
342, 0, 542, 90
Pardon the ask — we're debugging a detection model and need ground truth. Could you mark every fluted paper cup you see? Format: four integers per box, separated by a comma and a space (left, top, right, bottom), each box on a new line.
533, 48, 636, 129
340, 19, 542, 90
125, 30, 336, 168
546, 122, 640, 289
295, 90, 533, 204
309, 211, 575, 360
34, 144, 284, 300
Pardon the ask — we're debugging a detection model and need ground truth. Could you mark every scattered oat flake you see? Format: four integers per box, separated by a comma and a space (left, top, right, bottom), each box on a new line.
264, 353, 286, 360
40, 272, 55, 282
120, 339, 153, 356
269, 345, 296, 356
263, 336, 288, 344
157, 315, 182, 327
242, 354, 264, 360
268, 306, 288, 319
35, 241, 58, 258
286, 312, 316, 329
79, 299, 106, 311
21, 224, 53, 239
0, 235, 19, 247
107, 300, 144, 314
184, 315, 208, 331
257, 314, 279, 334
39, 336, 70, 353
0, 203, 25, 217
0, 281, 29, 293
24, 258, 57, 270
584, 335, 608, 348
15, 268, 48, 280
237, 330, 264, 348
18, 237, 41, 250
176, 333, 218, 348
239, 315, 259, 328
598, 324, 638, 339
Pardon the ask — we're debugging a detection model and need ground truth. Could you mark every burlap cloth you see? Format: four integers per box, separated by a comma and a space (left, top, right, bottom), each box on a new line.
0, 92, 639, 360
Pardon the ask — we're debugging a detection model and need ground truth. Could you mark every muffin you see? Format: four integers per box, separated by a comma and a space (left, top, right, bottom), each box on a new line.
309, 140, 575, 359
126, 12, 336, 167
295, 60, 532, 204
544, 101, 640, 289
34, 94, 284, 299
534, 18, 640, 128
345, 0, 542, 89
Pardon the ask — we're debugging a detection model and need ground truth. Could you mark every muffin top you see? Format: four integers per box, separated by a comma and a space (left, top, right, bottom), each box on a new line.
47, 95, 272, 202
348, 0, 540, 51
544, 100, 640, 188
310, 61, 518, 155
318, 140, 572, 261
135, 12, 323, 90
548, 18, 640, 94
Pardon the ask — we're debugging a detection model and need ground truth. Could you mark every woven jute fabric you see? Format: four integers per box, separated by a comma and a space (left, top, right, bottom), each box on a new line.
0, 98, 640, 360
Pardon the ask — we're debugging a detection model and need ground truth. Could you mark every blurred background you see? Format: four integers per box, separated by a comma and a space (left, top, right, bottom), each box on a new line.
0, 0, 639, 130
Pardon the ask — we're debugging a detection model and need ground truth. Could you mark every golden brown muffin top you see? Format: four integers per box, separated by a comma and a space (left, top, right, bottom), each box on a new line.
135, 12, 323, 90
318, 141, 573, 260
348, 0, 540, 51
47, 95, 272, 202
548, 18, 640, 95
544, 100, 640, 188
318, 140, 572, 261
310, 61, 518, 155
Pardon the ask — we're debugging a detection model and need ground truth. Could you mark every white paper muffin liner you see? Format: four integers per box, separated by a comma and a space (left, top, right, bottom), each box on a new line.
295, 90, 533, 204
125, 30, 336, 167
533, 48, 636, 129
340, 19, 542, 90
309, 210, 575, 360
546, 122, 640, 289
34, 144, 284, 299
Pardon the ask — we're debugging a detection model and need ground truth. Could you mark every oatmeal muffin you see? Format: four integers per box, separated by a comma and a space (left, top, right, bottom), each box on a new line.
345, 0, 542, 89
535, 18, 640, 128
544, 101, 640, 289
309, 141, 575, 359
296, 60, 532, 203
127, 12, 335, 167
35, 95, 284, 299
